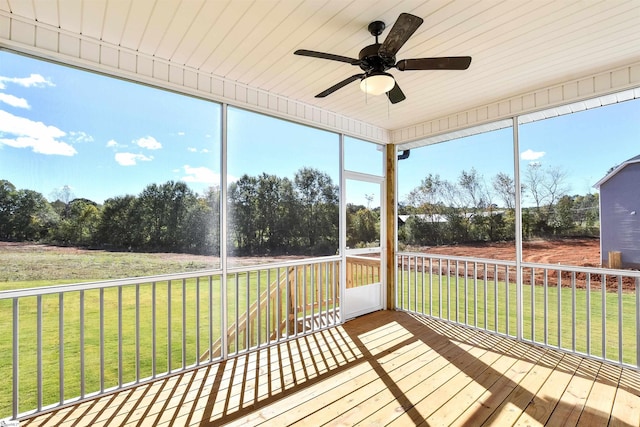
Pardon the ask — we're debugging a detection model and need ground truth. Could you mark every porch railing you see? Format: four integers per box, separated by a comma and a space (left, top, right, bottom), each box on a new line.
220, 258, 341, 357
345, 254, 381, 288
397, 252, 640, 369
0, 256, 340, 421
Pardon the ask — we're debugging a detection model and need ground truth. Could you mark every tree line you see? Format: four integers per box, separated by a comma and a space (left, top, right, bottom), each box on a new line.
1, 163, 599, 256
400, 164, 599, 247
0, 167, 342, 256
227, 168, 338, 255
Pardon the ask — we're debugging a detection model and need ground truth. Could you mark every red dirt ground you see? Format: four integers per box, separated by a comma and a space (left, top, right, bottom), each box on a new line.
408, 238, 638, 291
418, 238, 601, 267
2, 239, 601, 268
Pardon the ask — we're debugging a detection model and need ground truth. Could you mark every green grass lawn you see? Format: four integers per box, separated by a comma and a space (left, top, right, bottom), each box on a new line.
397, 270, 638, 366
0, 277, 222, 417
0, 246, 216, 286
0, 249, 338, 418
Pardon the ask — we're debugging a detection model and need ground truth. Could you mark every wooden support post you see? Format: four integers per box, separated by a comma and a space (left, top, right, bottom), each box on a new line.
385, 144, 397, 310
609, 251, 622, 269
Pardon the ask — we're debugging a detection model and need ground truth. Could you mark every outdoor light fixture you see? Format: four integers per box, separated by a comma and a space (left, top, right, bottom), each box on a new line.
360, 72, 395, 96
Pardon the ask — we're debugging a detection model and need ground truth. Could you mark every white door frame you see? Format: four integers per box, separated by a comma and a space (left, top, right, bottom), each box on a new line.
340, 171, 386, 320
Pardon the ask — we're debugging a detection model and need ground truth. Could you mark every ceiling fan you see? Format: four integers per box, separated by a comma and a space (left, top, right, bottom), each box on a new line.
294, 13, 472, 104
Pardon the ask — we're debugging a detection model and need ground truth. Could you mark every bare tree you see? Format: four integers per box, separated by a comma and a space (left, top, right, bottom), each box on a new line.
458, 168, 491, 209
51, 184, 74, 205
542, 166, 570, 208
524, 163, 545, 209
524, 163, 569, 208
406, 173, 444, 209
492, 172, 516, 209
523, 163, 570, 234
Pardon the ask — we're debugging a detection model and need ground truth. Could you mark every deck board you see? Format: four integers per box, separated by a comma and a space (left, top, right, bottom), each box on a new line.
610, 369, 640, 427
576, 362, 621, 427
20, 310, 640, 426
449, 343, 547, 426
513, 353, 576, 426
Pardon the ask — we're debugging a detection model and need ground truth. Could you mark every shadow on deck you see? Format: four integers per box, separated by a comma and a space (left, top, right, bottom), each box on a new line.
22, 310, 640, 426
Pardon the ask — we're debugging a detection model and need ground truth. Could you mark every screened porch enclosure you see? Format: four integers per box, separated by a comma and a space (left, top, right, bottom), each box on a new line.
1, 1, 640, 424
4, 92, 640, 424
1, 65, 639, 425
1, 60, 639, 424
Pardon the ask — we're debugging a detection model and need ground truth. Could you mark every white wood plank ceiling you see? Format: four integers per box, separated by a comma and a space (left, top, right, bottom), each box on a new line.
1, 0, 639, 134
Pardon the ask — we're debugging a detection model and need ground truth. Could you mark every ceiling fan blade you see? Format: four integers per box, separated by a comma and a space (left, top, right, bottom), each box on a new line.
386, 81, 406, 104
294, 49, 358, 65
316, 74, 364, 98
396, 56, 472, 71
378, 13, 424, 59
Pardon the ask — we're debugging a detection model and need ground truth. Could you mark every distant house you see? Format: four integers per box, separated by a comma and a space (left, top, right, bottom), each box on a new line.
594, 154, 640, 268
397, 210, 505, 226
398, 214, 448, 225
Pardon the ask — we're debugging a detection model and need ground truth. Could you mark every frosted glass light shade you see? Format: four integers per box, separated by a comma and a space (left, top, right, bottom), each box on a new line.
360, 73, 395, 96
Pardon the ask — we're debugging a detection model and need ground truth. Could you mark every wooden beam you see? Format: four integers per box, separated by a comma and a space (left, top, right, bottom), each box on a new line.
385, 144, 396, 310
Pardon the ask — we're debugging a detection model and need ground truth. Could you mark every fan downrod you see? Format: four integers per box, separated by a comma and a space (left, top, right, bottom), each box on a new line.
293, 12, 471, 104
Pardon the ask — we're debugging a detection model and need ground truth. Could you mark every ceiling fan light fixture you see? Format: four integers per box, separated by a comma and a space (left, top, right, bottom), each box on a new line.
295, 13, 471, 103
360, 72, 395, 96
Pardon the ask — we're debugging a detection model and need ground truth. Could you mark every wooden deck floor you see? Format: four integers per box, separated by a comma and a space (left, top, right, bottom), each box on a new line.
22, 310, 640, 426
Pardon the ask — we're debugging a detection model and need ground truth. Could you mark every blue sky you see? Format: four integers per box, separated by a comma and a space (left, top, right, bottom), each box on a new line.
0, 50, 345, 204
519, 102, 639, 196
0, 51, 220, 203
227, 106, 339, 183
397, 99, 639, 204
1, 50, 638, 207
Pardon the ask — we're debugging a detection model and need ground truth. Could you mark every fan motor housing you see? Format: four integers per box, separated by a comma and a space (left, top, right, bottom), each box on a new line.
293, 13, 469, 103
358, 43, 395, 72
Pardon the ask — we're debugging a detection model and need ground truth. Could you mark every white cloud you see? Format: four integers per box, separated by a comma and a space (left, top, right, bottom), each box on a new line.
0, 73, 54, 89
0, 110, 76, 156
106, 139, 119, 148
181, 165, 220, 184
521, 149, 545, 161
188, 147, 210, 153
69, 131, 94, 143
134, 136, 162, 150
115, 152, 153, 166
178, 131, 185, 136
0, 93, 30, 109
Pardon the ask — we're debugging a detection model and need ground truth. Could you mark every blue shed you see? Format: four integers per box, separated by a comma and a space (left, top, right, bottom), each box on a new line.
594, 155, 640, 269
